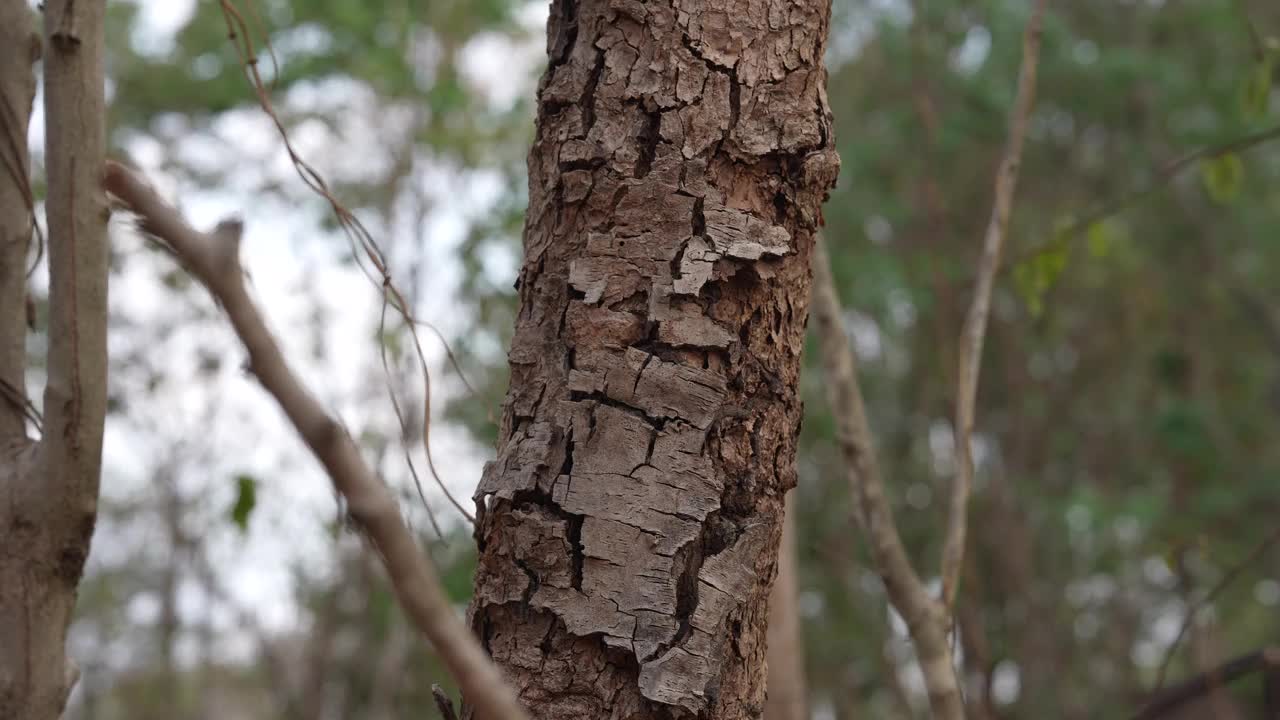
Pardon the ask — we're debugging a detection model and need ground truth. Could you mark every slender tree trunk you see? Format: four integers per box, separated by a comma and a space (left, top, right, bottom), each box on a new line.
0, 1, 109, 718
765, 491, 807, 720
0, 0, 36, 442
467, 0, 839, 716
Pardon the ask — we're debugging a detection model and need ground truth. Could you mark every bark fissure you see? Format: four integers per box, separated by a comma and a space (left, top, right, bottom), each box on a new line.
470, 0, 837, 717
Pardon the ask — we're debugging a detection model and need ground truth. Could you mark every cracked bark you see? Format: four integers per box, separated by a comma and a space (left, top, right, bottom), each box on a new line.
468, 0, 838, 717
0, 1, 109, 718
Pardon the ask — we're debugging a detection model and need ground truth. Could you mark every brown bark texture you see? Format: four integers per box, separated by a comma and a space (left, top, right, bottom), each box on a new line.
1, 1, 110, 718
467, 0, 839, 717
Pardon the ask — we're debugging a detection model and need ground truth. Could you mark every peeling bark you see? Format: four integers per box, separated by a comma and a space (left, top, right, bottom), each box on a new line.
469, 0, 838, 717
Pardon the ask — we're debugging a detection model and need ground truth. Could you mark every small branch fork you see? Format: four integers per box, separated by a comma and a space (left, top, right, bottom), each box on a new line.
101, 160, 527, 720
813, 3, 1049, 718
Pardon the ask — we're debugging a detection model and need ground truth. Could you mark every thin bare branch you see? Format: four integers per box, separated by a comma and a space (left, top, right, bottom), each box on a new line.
1152, 525, 1280, 691
433, 684, 462, 720
102, 161, 528, 720
1135, 647, 1280, 720
942, 0, 1049, 612
377, 298, 448, 540
812, 239, 965, 720
214, 0, 474, 528
1233, 0, 1265, 61
1004, 121, 1280, 275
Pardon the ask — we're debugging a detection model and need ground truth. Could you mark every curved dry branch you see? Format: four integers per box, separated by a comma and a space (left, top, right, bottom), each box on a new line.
812, 240, 965, 720
1003, 121, 1280, 275
214, 0, 474, 530
942, 0, 1049, 612
102, 160, 527, 720
1152, 525, 1280, 692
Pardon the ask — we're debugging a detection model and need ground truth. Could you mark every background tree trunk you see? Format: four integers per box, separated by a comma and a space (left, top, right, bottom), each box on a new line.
765, 491, 807, 720
467, 0, 839, 716
0, 0, 36, 441
0, 1, 109, 718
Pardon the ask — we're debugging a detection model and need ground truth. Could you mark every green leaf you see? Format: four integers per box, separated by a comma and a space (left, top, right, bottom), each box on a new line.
1240, 54, 1275, 120
230, 474, 258, 532
1199, 153, 1244, 204
1086, 221, 1113, 258
1014, 223, 1072, 317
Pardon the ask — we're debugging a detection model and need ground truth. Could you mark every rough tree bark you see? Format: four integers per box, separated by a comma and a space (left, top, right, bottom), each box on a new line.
0, 1, 110, 718
467, 0, 838, 717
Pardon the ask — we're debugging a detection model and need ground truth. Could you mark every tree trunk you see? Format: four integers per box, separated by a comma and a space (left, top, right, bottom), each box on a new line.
764, 492, 807, 720
0, 2, 37, 439
0, 1, 109, 718
467, 0, 838, 717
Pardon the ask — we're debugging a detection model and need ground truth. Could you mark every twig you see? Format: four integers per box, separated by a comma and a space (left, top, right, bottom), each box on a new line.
213, 0, 474, 528
942, 0, 1049, 612
1134, 647, 1280, 720
1152, 525, 1280, 691
101, 160, 527, 720
1004, 122, 1280, 274
433, 684, 461, 720
378, 298, 447, 540
0, 376, 42, 432
1233, 0, 1265, 61
812, 239, 965, 720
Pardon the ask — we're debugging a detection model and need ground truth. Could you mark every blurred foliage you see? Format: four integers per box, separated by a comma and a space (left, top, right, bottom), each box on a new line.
66, 0, 1280, 718
229, 474, 258, 532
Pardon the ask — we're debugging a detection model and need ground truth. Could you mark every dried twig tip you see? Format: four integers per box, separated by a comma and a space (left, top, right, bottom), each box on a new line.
213, 217, 244, 244
432, 684, 461, 720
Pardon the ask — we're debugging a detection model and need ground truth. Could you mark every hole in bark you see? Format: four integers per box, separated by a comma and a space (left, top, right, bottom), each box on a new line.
634, 111, 662, 179
541, 98, 575, 116
559, 158, 606, 172
773, 188, 789, 223
515, 557, 541, 604
56, 514, 97, 584
726, 71, 741, 139
650, 533, 705, 662
567, 515, 585, 590
580, 48, 606, 132
480, 611, 494, 652
560, 440, 574, 476
539, 621, 557, 655
548, 0, 579, 67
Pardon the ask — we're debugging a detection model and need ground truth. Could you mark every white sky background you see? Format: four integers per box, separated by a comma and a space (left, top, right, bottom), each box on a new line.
21, 0, 547, 676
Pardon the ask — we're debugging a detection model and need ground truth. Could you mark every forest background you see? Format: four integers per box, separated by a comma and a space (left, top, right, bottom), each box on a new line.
23, 0, 1280, 718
